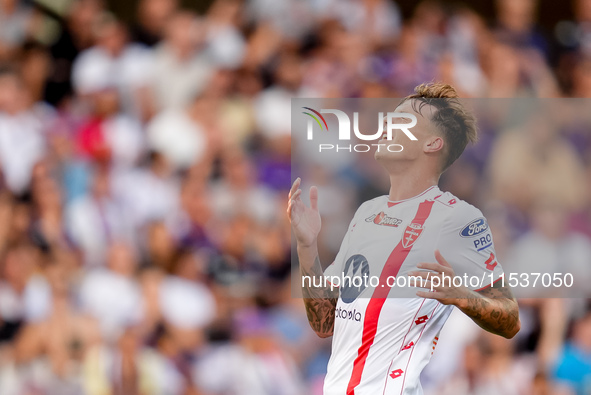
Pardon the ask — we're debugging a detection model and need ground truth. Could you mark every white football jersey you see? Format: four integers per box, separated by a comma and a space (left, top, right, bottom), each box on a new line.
323, 186, 503, 395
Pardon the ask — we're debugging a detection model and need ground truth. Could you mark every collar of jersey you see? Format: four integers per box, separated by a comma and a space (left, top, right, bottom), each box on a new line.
386, 185, 438, 208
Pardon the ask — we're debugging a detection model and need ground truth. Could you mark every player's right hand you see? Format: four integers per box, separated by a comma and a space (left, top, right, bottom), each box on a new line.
287, 177, 321, 248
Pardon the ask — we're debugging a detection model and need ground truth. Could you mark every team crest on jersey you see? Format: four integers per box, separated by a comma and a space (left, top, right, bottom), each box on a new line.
402, 223, 424, 248
365, 212, 402, 227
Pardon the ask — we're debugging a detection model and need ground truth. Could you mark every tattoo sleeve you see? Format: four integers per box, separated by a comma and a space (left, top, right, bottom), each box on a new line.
300, 252, 339, 338
458, 280, 520, 339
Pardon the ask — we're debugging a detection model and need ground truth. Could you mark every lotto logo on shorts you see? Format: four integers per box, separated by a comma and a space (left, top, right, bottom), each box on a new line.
390, 369, 404, 379
401, 341, 414, 350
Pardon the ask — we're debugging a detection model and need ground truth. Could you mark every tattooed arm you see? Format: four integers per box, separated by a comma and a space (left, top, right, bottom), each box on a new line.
456, 280, 520, 339
412, 250, 521, 339
298, 245, 339, 338
288, 178, 338, 338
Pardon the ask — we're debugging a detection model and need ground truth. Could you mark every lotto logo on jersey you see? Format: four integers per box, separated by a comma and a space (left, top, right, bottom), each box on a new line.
365, 212, 403, 227
402, 223, 424, 248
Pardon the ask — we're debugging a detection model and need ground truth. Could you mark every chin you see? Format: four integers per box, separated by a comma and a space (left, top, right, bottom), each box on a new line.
374, 150, 393, 163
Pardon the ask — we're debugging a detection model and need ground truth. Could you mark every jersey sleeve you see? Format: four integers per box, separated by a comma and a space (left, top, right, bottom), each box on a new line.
436, 203, 504, 291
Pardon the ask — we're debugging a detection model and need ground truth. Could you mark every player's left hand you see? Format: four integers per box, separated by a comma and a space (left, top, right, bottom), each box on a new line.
409, 250, 471, 305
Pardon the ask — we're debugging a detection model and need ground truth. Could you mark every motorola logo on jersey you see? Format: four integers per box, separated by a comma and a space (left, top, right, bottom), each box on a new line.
335, 306, 362, 322
341, 254, 370, 304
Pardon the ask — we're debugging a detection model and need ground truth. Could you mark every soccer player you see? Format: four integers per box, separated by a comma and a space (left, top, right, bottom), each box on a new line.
287, 83, 520, 395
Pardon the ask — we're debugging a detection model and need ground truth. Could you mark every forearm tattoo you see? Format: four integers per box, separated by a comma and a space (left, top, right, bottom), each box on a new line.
461, 280, 520, 338
301, 256, 339, 338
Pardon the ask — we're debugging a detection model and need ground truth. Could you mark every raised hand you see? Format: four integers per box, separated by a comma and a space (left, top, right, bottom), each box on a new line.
410, 250, 520, 338
410, 250, 469, 304
287, 177, 321, 248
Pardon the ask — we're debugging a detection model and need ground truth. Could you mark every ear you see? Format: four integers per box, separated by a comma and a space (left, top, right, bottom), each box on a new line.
424, 136, 444, 154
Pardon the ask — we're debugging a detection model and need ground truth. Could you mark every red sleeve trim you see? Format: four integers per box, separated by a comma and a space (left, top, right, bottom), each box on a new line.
474, 275, 503, 292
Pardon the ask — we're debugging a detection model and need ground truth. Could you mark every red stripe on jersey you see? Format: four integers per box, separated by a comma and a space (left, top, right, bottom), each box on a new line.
346, 200, 435, 395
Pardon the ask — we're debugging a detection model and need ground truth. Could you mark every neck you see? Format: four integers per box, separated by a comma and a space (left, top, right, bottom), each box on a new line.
387, 171, 439, 202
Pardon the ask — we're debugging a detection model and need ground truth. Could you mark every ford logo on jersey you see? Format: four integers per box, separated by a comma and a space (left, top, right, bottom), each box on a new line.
460, 218, 489, 237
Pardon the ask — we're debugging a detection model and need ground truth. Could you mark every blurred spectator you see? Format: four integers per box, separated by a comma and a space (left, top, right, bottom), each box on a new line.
146, 96, 207, 171
210, 149, 278, 225
245, 0, 312, 40
75, 86, 144, 167
13, 257, 100, 394
112, 152, 180, 229
83, 325, 192, 395
204, 0, 246, 69
344, 0, 402, 45
507, 199, 591, 297
79, 242, 144, 341
435, 332, 535, 395
71, 14, 153, 116
132, 0, 179, 47
66, 166, 132, 267
0, 244, 44, 342
254, 53, 306, 139
176, 176, 215, 250
45, 0, 104, 106
144, 221, 177, 271
19, 42, 52, 106
488, 111, 587, 212
194, 308, 304, 395
554, 310, 591, 395
0, 68, 46, 194
556, 0, 591, 56
158, 270, 215, 331
150, 11, 212, 110
0, 0, 34, 58
30, 167, 69, 249
570, 55, 591, 97
495, 0, 548, 57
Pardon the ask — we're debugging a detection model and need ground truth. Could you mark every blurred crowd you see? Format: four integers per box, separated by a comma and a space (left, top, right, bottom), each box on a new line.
0, 0, 590, 394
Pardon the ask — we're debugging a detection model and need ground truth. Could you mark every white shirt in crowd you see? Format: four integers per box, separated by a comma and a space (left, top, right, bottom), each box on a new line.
0, 111, 46, 194
79, 268, 145, 341
72, 44, 153, 96
146, 108, 207, 170
65, 195, 133, 268
150, 43, 213, 110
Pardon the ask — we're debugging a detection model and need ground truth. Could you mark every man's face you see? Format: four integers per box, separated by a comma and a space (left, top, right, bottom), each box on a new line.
0, 74, 24, 114
374, 100, 440, 165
